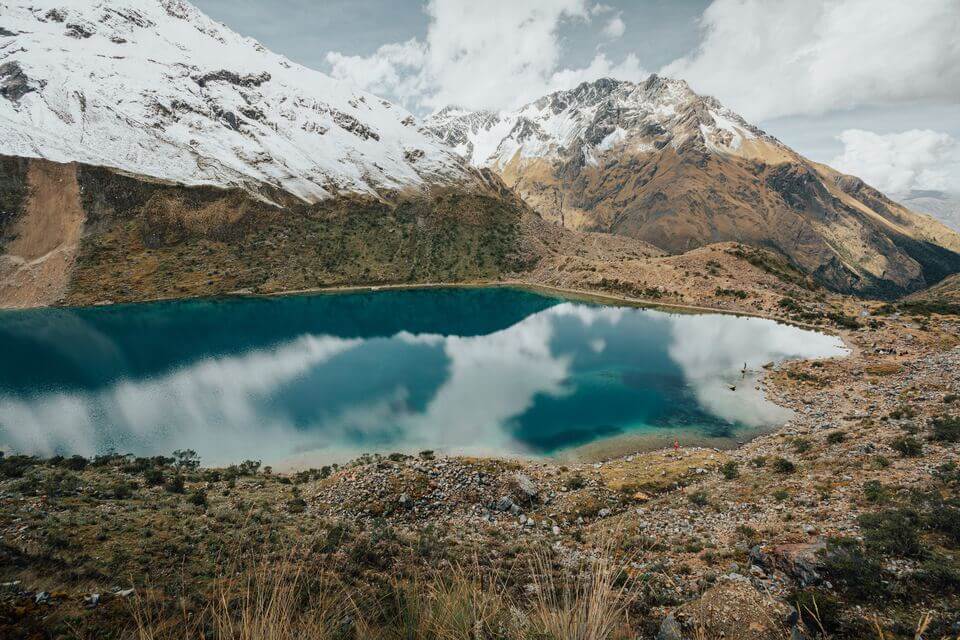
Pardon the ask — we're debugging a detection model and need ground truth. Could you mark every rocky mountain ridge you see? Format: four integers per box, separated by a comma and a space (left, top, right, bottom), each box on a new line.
425, 77, 960, 298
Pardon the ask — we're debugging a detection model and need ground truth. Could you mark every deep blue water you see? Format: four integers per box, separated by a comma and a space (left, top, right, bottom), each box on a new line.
0, 288, 845, 465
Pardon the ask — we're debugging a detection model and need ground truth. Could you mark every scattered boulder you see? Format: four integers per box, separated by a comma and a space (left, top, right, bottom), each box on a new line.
512, 472, 538, 503
657, 612, 684, 640
752, 540, 826, 587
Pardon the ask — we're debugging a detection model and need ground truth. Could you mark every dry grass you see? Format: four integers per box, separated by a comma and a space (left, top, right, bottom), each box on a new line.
526, 550, 636, 640
126, 545, 637, 640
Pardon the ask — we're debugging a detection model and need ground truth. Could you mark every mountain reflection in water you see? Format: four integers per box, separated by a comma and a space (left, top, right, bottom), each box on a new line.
0, 288, 846, 465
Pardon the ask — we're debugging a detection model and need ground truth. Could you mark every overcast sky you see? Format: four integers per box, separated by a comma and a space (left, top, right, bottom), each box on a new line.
193, 0, 960, 194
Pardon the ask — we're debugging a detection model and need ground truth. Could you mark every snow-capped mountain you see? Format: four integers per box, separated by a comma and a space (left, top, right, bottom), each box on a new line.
424, 76, 784, 172
425, 76, 960, 297
0, 0, 479, 202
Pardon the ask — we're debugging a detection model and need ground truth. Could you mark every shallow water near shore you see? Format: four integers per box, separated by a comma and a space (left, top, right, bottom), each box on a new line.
0, 287, 846, 466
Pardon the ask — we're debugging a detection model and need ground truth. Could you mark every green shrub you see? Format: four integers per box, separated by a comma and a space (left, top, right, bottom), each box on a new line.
890, 436, 923, 457
934, 461, 960, 485
0, 455, 38, 478
187, 488, 207, 507
819, 537, 885, 602
750, 456, 767, 468
318, 523, 350, 553
62, 455, 89, 471
858, 509, 925, 558
872, 455, 891, 469
944, 393, 958, 404
825, 431, 846, 445
930, 415, 960, 442
165, 475, 186, 494
111, 481, 133, 500
563, 474, 587, 490
144, 468, 165, 486
419, 450, 435, 460
889, 405, 917, 420
791, 437, 811, 454
928, 503, 960, 546
862, 480, 889, 504
42, 470, 81, 497
771, 457, 796, 473
688, 490, 709, 507
238, 460, 261, 476
172, 449, 200, 470
719, 461, 739, 480
913, 556, 960, 591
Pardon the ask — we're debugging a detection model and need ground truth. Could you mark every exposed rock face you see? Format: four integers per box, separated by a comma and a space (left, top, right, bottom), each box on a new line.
425, 77, 960, 297
0, 62, 36, 103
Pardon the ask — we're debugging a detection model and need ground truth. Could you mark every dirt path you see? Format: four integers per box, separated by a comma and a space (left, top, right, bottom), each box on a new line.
0, 160, 85, 307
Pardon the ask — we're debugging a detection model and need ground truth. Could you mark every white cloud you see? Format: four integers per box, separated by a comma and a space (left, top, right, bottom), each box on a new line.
662, 0, 960, 121
325, 39, 428, 107
324, 0, 645, 112
830, 129, 960, 195
602, 15, 625, 39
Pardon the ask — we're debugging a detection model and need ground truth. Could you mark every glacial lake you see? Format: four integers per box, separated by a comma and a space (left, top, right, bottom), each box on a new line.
0, 288, 846, 466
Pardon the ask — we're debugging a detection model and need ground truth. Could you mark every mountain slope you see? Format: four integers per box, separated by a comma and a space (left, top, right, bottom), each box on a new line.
0, 0, 483, 203
425, 76, 960, 297
0, 0, 533, 308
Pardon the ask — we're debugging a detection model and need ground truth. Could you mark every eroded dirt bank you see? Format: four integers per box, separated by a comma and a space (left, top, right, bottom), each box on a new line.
0, 159, 85, 307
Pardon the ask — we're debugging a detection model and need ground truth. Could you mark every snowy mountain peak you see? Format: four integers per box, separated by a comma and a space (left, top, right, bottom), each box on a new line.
423, 74, 781, 170
0, 0, 480, 202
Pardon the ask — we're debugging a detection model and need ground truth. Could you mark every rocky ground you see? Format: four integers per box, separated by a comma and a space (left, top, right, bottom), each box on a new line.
1, 267, 959, 639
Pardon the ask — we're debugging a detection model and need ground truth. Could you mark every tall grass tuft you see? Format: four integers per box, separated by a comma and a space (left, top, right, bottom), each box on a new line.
526, 548, 636, 640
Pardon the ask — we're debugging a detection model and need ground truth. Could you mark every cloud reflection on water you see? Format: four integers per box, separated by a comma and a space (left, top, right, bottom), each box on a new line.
0, 302, 846, 465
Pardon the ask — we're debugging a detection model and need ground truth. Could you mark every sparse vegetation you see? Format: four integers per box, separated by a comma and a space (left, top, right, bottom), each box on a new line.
930, 414, 960, 442
771, 457, 796, 474
890, 435, 923, 457
719, 460, 739, 480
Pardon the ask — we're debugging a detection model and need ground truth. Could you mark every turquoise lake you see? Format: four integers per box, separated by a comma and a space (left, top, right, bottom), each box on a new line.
0, 288, 846, 466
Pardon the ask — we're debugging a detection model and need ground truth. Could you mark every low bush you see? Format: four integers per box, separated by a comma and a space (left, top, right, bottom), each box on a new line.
771, 457, 796, 473
187, 488, 208, 507
858, 509, 925, 558
144, 468, 165, 486
165, 475, 186, 494
61, 455, 89, 471
111, 481, 133, 500
825, 431, 846, 445
862, 480, 890, 504
930, 414, 960, 442
819, 537, 885, 602
0, 454, 39, 478
687, 491, 709, 507
913, 555, 960, 591
890, 436, 923, 457
719, 461, 739, 480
